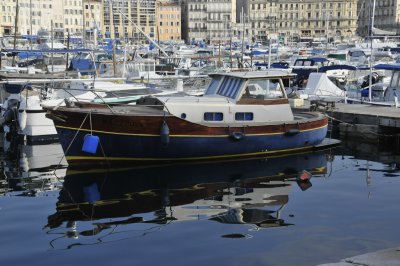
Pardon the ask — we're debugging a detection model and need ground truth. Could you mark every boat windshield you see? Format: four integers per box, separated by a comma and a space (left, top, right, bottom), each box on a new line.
242, 79, 284, 99
390, 71, 400, 88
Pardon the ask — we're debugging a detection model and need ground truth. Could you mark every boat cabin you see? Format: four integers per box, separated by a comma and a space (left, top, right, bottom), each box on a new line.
291, 57, 333, 86
377, 64, 400, 103
155, 71, 297, 125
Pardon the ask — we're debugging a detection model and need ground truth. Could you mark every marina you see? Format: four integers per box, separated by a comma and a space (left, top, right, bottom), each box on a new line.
1, 0, 400, 265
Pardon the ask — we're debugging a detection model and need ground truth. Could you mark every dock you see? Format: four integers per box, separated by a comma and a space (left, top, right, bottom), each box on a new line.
318, 246, 400, 266
295, 100, 400, 142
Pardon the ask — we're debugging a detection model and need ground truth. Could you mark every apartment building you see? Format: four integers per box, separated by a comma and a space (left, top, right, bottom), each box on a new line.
238, 0, 358, 43
358, 0, 400, 37
236, 0, 277, 43
0, 0, 17, 36
83, 0, 103, 40
103, 0, 156, 43
181, 0, 236, 44
156, 0, 181, 42
63, 0, 84, 35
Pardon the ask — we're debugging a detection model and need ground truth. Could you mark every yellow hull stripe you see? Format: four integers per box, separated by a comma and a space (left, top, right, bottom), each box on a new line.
66, 143, 321, 162
56, 124, 327, 138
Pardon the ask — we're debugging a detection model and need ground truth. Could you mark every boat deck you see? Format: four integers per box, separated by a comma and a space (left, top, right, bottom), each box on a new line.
61, 104, 170, 116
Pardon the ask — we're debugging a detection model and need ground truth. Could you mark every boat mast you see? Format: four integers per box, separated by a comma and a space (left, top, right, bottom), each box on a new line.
240, 7, 245, 67
108, 0, 168, 57
82, 0, 86, 48
29, 0, 32, 50
368, 0, 376, 102
12, 0, 19, 66
51, 20, 54, 72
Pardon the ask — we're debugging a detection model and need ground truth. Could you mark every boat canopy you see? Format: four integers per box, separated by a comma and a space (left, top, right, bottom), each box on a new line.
209, 70, 295, 80
3, 83, 32, 94
4, 48, 95, 54
319, 65, 358, 72
373, 64, 400, 71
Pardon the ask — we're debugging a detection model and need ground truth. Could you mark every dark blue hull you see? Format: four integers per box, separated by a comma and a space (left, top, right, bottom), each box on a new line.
56, 125, 328, 165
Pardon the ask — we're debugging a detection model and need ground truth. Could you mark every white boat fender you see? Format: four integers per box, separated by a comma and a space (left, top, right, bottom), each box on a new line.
160, 121, 170, 146
18, 110, 27, 130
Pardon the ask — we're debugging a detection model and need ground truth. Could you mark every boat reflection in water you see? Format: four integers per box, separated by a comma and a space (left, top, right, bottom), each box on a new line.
45, 150, 331, 248
1, 139, 67, 196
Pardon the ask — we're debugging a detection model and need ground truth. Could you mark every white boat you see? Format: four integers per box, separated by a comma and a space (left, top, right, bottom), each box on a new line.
297, 72, 346, 101
2, 141, 67, 196
0, 79, 173, 144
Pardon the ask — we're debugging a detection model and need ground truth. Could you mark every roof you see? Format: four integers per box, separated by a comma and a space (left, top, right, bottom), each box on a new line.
209, 70, 295, 80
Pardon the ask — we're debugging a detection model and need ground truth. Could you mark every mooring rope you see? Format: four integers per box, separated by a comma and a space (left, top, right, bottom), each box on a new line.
53, 112, 90, 180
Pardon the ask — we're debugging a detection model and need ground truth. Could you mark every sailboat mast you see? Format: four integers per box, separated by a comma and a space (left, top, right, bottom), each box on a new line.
368, 0, 376, 102
12, 0, 19, 66
108, 0, 168, 57
82, 0, 86, 48
29, 0, 32, 50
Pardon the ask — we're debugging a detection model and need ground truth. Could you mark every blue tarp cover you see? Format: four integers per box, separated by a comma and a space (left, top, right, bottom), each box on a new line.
319, 65, 358, 72
374, 64, 400, 71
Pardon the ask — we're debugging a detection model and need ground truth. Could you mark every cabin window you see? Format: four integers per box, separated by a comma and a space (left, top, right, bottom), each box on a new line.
390, 71, 400, 87
216, 77, 243, 99
204, 76, 223, 95
235, 112, 254, 121
244, 79, 284, 99
204, 112, 223, 121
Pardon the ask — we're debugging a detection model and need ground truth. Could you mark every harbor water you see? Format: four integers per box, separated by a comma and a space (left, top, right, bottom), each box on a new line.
0, 138, 400, 266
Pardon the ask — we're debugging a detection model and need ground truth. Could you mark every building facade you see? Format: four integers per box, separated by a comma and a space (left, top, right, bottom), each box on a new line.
63, 0, 84, 35
83, 0, 103, 41
156, 0, 181, 42
236, 0, 277, 43
237, 0, 358, 43
357, 0, 400, 37
1, 0, 18, 36
103, 0, 156, 43
2, 0, 400, 44
182, 0, 236, 44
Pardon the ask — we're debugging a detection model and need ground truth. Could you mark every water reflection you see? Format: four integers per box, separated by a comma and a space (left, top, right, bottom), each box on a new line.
44, 151, 330, 248
0, 140, 67, 196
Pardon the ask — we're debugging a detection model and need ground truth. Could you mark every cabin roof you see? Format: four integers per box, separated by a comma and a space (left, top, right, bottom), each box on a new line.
209, 70, 295, 80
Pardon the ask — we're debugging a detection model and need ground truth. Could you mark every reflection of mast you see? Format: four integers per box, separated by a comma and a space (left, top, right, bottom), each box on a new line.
366, 160, 372, 198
